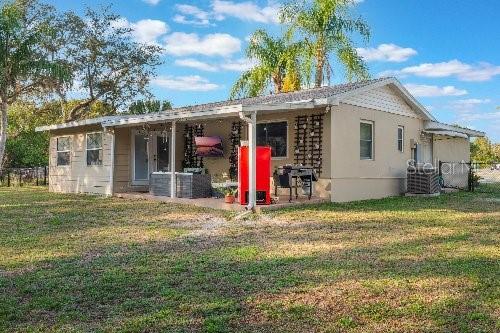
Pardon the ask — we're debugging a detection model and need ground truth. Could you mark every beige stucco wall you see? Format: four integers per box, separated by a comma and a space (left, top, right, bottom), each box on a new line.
48, 125, 113, 195
433, 135, 470, 163
330, 103, 426, 202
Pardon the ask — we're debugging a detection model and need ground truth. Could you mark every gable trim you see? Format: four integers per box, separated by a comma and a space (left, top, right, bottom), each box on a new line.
336, 77, 436, 121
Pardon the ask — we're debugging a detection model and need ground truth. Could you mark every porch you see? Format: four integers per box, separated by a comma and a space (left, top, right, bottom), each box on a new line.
108, 102, 332, 210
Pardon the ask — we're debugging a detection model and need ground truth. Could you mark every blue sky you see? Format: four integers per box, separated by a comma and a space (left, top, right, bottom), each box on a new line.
48, 0, 500, 142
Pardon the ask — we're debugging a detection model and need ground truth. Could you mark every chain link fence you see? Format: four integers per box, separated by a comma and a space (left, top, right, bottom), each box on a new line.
439, 161, 472, 190
0, 167, 48, 187
471, 162, 500, 193
439, 161, 500, 192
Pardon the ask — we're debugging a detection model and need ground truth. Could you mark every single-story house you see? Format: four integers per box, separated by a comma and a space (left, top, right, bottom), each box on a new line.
36, 77, 484, 207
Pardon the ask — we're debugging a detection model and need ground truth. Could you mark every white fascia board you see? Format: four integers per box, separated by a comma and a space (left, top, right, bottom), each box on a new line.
424, 121, 485, 137
35, 117, 114, 132
103, 104, 242, 127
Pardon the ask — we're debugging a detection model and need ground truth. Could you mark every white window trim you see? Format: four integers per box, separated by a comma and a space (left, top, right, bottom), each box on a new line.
360, 120, 374, 161
256, 119, 289, 160
85, 131, 104, 167
397, 126, 404, 153
56, 136, 71, 167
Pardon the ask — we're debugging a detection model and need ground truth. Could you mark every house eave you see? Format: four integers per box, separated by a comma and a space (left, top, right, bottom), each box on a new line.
424, 121, 485, 137
35, 117, 115, 132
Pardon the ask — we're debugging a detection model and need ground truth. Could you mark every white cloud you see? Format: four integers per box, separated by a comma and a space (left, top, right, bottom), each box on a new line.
457, 111, 500, 122
142, 0, 161, 6
152, 75, 220, 91
393, 60, 500, 82
112, 18, 169, 46
174, 58, 218, 72
404, 83, 468, 97
174, 57, 256, 72
163, 32, 241, 57
173, 4, 211, 26
212, 0, 280, 23
357, 43, 417, 62
450, 98, 492, 110
220, 58, 256, 71
131, 19, 169, 45
172, 1, 280, 26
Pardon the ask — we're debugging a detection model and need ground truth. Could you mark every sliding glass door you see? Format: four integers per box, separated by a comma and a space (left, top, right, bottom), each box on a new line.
131, 130, 171, 186
132, 131, 149, 185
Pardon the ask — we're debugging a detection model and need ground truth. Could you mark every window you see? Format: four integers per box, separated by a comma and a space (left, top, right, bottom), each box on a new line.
397, 126, 404, 152
257, 121, 287, 158
360, 121, 373, 160
86, 132, 103, 166
56, 137, 71, 166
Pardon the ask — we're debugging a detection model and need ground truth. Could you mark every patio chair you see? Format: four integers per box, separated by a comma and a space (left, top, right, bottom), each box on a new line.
273, 167, 294, 202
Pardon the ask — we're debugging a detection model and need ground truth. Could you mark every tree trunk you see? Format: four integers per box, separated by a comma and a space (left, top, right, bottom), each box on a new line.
315, 56, 324, 88
0, 99, 8, 171
315, 41, 325, 88
272, 74, 282, 94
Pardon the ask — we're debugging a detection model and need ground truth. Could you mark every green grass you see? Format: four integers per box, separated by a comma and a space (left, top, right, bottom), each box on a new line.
0, 185, 499, 332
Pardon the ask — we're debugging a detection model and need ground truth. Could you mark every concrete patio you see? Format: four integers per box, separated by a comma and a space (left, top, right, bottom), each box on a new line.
115, 192, 328, 212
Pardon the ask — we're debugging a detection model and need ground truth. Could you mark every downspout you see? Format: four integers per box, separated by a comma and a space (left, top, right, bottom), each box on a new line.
239, 111, 257, 211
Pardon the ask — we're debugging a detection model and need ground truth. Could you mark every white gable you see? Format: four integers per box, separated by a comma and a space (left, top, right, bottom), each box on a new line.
342, 85, 421, 118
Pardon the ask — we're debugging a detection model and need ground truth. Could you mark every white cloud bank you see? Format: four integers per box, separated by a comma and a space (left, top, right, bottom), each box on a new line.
113, 18, 242, 58
404, 84, 468, 97
357, 43, 417, 62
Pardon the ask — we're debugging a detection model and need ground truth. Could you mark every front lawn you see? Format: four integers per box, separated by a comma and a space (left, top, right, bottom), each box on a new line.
0, 186, 499, 332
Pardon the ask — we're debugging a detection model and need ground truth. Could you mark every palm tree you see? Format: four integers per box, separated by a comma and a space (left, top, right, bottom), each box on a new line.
281, 0, 370, 87
230, 29, 303, 99
0, 0, 69, 169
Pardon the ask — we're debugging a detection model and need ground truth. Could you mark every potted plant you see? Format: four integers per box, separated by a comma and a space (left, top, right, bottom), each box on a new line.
221, 187, 237, 204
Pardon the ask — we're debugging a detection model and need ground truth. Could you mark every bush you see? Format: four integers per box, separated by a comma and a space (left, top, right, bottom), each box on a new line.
4, 131, 49, 168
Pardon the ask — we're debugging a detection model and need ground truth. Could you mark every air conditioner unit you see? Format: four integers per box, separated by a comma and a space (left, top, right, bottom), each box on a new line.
407, 165, 440, 194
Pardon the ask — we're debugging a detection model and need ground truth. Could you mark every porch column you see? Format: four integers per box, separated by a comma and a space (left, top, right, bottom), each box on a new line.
247, 112, 257, 209
107, 127, 115, 197
170, 121, 176, 198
